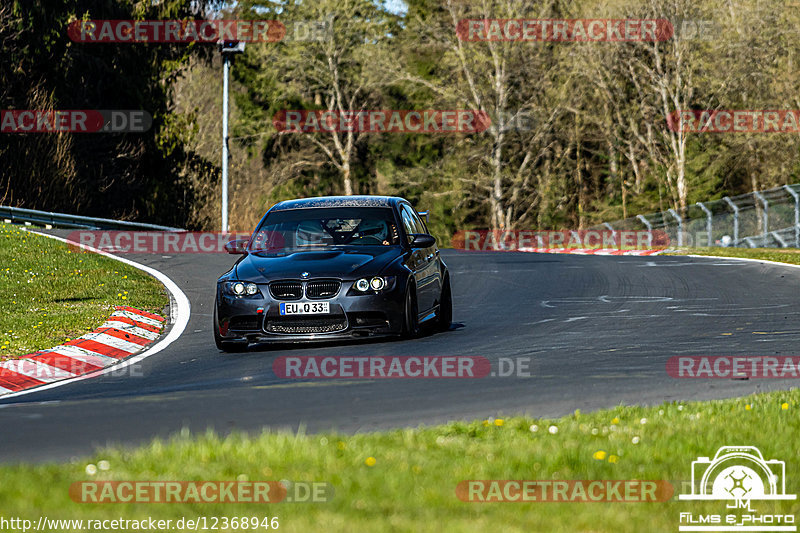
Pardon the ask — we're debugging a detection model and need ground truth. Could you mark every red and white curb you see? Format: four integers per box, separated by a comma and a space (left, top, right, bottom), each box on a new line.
518, 247, 664, 256
0, 229, 191, 401
0, 306, 165, 395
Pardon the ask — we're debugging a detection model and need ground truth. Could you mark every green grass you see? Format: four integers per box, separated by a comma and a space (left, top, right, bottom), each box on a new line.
670, 246, 800, 266
0, 392, 798, 531
0, 223, 169, 360
2, 241, 798, 531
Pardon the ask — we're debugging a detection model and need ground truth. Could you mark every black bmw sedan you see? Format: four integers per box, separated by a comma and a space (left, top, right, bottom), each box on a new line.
213, 196, 452, 351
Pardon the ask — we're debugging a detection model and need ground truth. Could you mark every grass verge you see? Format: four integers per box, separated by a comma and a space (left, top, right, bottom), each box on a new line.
0, 223, 169, 360
0, 391, 798, 532
669, 246, 800, 266
2, 243, 798, 531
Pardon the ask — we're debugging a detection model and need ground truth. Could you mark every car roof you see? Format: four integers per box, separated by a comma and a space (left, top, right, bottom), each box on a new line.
270, 195, 407, 211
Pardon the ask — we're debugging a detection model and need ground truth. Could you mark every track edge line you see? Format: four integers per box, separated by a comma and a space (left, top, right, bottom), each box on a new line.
0, 229, 191, 401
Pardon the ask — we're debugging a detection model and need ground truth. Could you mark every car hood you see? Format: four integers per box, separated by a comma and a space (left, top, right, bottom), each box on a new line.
234, 247, 404, 281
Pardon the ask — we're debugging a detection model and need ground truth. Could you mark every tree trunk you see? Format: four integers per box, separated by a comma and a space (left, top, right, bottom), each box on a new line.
576, 121, 585, 230
343, 163, 353, 196
622, 179, 627, 220
676, 149, 688, 211
490, 139, 505, 230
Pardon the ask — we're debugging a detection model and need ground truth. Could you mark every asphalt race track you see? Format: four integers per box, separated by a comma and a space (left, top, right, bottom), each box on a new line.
3, 247, 800, 462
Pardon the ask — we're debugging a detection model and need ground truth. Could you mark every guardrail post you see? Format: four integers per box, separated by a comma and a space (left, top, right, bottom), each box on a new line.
754, 191, 769, 237
784, 185, 800, 248
602, 222, 617, 247
723, 197, 739, 244
667, 208, 683, 247
695, 202, 712, 246
636, 215, 653, 247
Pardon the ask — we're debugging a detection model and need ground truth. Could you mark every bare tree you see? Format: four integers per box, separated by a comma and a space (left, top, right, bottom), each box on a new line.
253, 0, 397, 196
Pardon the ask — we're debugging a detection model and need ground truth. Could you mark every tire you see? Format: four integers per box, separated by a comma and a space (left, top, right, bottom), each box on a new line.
436, 274, 452, 332
402, 281, 420, 338
213, 308, 248, 353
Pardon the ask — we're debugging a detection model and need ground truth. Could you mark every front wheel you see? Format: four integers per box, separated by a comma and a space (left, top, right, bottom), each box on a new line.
402, 282, 420, 338
436, 275, 452, 331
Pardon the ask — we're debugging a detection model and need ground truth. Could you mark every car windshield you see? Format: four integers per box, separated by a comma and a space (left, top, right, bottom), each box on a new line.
249, 207, 400, 253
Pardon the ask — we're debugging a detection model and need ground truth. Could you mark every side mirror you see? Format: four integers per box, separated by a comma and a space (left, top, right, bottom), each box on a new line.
224, 239, 249, 254
409, 233, 436, 248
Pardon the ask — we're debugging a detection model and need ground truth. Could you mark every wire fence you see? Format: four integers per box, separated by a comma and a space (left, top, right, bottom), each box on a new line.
591, 184, 800, 249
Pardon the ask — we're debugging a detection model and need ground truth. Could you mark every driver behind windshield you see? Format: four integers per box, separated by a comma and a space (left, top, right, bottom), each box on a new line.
250, 207, 399, 252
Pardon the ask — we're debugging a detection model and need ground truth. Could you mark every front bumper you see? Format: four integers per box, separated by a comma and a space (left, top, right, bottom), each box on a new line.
215, 281, 405, 344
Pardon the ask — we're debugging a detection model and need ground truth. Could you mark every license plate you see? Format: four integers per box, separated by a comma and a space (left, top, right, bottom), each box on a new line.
279, 302, 330, 315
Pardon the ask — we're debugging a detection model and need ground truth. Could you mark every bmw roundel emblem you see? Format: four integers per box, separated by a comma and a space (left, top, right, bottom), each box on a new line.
301, 272, 310, 279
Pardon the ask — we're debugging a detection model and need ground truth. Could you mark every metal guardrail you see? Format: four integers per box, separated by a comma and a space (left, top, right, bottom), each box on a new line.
0, 205, 184, 231
593, 184, 800, 249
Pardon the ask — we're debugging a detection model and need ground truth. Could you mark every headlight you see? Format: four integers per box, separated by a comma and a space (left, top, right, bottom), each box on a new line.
352, 276, 393, 294
226, 281, 260, 297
